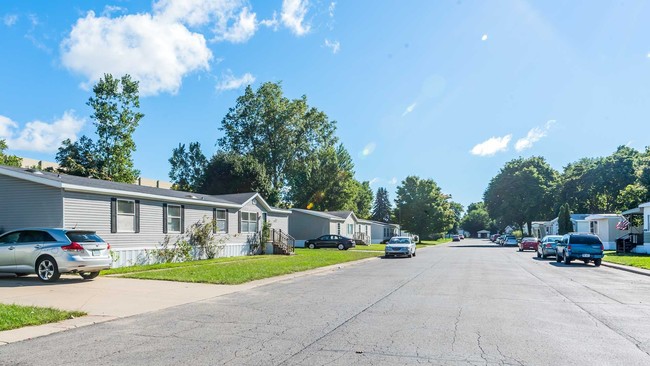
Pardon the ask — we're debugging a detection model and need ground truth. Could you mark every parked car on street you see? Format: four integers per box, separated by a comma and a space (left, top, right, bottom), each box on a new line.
536, 235, 563, 258
459, 234, 465, 240
452, 235, 461, 242
518, 237, 539, 252
384, 236, 416, 258
555, 233, 604, 266
0, 228, 112, 282
503, 236, 518, 246
305, 235, 356, 250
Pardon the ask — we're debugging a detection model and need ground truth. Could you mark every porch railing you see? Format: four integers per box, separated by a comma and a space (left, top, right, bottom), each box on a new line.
270, 229, 295, 255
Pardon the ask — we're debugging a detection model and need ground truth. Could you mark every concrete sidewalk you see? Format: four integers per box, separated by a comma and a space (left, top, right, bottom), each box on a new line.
0, 256, 380, 345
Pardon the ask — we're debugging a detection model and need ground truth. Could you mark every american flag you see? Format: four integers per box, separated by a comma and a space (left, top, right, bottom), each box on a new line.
616, 219, 630, 230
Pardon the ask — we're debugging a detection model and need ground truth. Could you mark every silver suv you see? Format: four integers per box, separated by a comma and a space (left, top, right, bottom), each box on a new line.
0, 228, 112, 282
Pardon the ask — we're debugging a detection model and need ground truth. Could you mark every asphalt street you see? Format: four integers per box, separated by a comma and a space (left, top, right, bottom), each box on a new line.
3, 239, 650, 365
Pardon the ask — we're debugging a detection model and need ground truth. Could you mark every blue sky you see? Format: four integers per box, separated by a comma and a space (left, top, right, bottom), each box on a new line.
1, 0, 650, 209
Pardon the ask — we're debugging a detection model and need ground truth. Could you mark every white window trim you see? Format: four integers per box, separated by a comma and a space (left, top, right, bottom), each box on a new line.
167, 204, 182, 233
241, 211, 257, 233
117, 199, 136, 233
216, 209, 227, 233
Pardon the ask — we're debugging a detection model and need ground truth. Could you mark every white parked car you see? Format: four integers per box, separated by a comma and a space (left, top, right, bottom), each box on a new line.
385, 236, 416, 258
0, 228, 113, 282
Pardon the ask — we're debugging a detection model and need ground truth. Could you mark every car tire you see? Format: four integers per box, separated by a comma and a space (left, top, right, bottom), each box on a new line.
518, 248, 522, 252
36, 256, 61, 282
308, 243, 315, 249
563, 251, 571, 265
14, 273, 29, 277
536, 251, 541, 258
542, 253, 547, 259
80, 271, 100, 280
594, 259, 602, 267
413, 250, 416, 257
337, 243, 345, 250
582, 259, 589, 264
556, 253, 561, 263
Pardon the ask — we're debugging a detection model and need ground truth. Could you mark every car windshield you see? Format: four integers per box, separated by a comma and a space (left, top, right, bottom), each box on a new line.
571, 235, 602, 245
545, 236, 562, 242
389, 238, 410, 244
66, 231, 104, 243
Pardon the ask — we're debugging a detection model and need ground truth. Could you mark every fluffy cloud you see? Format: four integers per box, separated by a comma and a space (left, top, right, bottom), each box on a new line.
212, 7, 258, 43
369, 177, 379, 186
361, 142, 376, 157
0, 111, 85, 153
216, 71, 255, 91
388, 177, 398, 185
515, 120, 555, 152
324, 39, 340, 54
402, 102, 416, 116
329, 2, 336, 17
481, 34, 488, 41
61, 11, 212, 96
470, 135, 512, 156
281, 0, 311, 36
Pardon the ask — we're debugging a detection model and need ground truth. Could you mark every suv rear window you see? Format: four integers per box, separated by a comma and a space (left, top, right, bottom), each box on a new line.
570, 235, 602, 245
66, 231, 104, 243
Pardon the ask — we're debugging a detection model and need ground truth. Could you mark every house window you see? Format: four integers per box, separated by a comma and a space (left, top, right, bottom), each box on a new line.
167, 204, 182, 233
241, 212, 257, 233
216, 209, 227, 233
337, 223, 341, 235
347, 224, 353, 234
590, 221, 598, 235
117, 199, 135, 232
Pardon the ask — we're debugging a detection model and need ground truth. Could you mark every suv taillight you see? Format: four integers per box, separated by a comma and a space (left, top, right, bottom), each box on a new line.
546, 243, 552, 248
567, 244, 572, 251
107, 243, 111, 250
601, 243, 604, 251
61, 242, 85, 253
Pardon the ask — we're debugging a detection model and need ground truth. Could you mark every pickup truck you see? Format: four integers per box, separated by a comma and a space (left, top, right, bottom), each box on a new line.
555, 233, 604, 266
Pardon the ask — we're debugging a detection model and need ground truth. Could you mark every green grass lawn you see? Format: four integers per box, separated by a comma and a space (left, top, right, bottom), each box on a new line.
102, 255, 269, 275
419, 238, 452, 246
0, 304, 85, 332
603, 251, 650, 270
115, 249, 381, 285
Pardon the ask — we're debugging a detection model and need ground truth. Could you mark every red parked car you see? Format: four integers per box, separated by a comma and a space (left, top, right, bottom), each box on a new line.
518, 237, 539, 252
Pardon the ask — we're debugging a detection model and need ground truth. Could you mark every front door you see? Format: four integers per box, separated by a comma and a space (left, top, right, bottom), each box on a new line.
0, 231, 21, 272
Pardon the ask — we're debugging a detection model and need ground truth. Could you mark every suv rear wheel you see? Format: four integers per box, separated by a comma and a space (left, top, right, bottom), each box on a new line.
563, 251, 571, 265
594, 258, 602, 267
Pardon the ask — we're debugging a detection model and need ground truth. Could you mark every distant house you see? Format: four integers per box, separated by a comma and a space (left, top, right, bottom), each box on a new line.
548, 214, 591, 235
289, 209, 371, 246
585, 214, 625, 250
477, 230, 490, 239
368, 221, 400, 244
0, 166, 291, 267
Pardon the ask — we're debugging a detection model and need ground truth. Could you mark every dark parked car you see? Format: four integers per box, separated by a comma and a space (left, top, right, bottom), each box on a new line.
305, 235, 356, 250
555, 233, 604, 266
452, 235, 461, 242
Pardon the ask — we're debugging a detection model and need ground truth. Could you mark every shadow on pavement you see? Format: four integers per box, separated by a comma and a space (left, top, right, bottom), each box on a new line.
448, 245, 506, 248
0, 274, 88, 287
548, 262, 598, 268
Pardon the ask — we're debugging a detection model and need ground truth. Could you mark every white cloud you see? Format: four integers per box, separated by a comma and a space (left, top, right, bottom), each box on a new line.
281, 0, 311, 36
260, 11, 279, 30
324, 39, 340, 54
369, 177, 379, 186
3, 14, 18, 27
515, 120, 555, 152
329, 2, 336, 17
388, 177, 398, 185
214, 7, 258, 43
102, 5, 126, 17
402, 102, 416, 116
60, 11, 212, 96
361, 142, 376, 157
470, 134, 512, 156
481, 34, 488, 41
216, 70, 255, 91
0, 111, 86, 153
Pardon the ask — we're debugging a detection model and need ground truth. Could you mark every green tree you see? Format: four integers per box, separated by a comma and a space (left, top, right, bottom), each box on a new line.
352, 180, 374, 219
460, 202, 492, 237
449, 201, 464, 234
371, 187, 392, 223
395, 176, 455, 239
557, 203, 573, 234
56, 74, 143, 183
484, 156, 559, 234
218, 82, 337, 199
199, 152, 275, 202
168, 142, 208, 192
0, 139, 22, 167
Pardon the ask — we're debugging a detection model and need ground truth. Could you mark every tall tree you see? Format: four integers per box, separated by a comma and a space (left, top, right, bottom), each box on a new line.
0, 139, 22, 167
352, 180, 374, 219
395, 176, 455, 239
56, 74, 143, 183
168, 142, 208, 192
372, 187, 392, 223
557, 203, 573, 234
460, 202, 492, 237
484, 156, 559, 234
218, 82, 337, 199
199, 152, 275, 203
449, 201, 464, 234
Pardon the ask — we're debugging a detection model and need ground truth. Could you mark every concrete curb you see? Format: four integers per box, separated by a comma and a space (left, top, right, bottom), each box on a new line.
601, 261, 650, 277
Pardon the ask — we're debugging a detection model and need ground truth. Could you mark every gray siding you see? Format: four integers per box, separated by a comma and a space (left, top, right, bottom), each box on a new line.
0, 174, 63, 232
289, 211, 333, 240
267, 213, 289, 234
